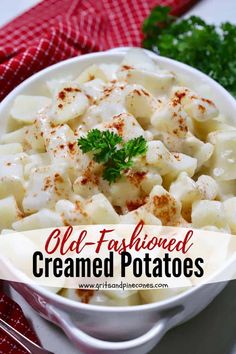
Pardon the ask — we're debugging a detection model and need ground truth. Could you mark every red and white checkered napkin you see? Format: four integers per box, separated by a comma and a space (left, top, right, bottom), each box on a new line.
0, 291, 40, 354
0, 0, 198, 352
0, 0, 199, 102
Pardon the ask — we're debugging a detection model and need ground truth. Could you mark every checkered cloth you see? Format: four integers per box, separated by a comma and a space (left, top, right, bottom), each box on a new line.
0, 0, 198, 352
0, 0, 199, 102
0, 291, 40, 354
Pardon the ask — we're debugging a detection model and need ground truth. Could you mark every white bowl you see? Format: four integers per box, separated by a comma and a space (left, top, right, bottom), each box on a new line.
1, 48, 236, 354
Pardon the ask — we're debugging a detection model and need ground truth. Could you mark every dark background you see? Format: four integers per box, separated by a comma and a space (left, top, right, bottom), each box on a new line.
151, 281, 236, 354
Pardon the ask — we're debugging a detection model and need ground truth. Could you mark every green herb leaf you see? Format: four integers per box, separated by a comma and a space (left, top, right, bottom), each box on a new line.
78, 130, 147, 183
142, 6, 174, 35
78, 129, 122, 164
142, 6, 236, 97
123, 136, 147, 160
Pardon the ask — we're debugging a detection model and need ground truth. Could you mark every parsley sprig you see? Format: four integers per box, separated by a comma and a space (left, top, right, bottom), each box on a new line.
78, 129, 147, 183
77, 129, 122, 164
142, 6, 236, 98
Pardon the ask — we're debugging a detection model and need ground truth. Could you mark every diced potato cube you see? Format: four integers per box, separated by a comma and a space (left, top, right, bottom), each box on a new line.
10, 95, 51, 124
118, 49, 174, 94
169, 172, 201, 221
46, 77, 73, 95
76, 64, 107, 83
0, 154, 26, 178
151, 100, 188, 138
139, 171, 162, 194
192, 200, 228, 229
13, 209, 64, 231
83, 101, 126, 129
0, 127, 25, 144
73, 176, 100, 198
121, 69, 174, 95
0, 196, 22, 230
55, 199, 90, 225
171, 86, 219, 122
0, 154, 26, 204
108, 178, 140, 208
85, 194, 120, 224
0, 143, 23, 155
217, 180, 236, 201
82, 79, 105, 102
158, 131, 183, 152
147, 186, 181, 226
146, 141, 175, 175
51, 83, 89, 124
169, 153, 197, 179
0, 178, 25, 205
125, 88, 158, 127
201, 225, 226, 233
208, 130, 236, 181
44, 124, 80, 167
24, 153, 50, 179
23, 165, 72, 213
104, 113, 144, 142
120, 48, 157, 72
223, 198, 236, 234
196, 175, 218, 200
193, 119, 236, 141
98, 64, 119, 81
185, 98, 218, 122
169, 172, 201, 205
183, 134, 214, 169
121, 205, 161, 225
0, 125, 45, 152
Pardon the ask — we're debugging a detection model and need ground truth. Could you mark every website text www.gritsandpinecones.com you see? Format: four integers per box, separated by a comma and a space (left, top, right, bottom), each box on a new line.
77, 281, 169, 290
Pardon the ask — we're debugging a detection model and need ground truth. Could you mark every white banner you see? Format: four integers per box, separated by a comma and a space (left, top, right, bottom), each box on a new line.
1, 223, 236, 290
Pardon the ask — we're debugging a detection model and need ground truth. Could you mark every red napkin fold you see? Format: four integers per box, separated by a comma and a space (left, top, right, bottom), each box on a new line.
0, 0, 199, 102
0, 0, 198, 352
0, 291, 40, 354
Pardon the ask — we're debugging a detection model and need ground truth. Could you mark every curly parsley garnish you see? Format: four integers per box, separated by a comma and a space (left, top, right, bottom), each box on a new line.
78, 129, 147, 183
142, 6, 236, 98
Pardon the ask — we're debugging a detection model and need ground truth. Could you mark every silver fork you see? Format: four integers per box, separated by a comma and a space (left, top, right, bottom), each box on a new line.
0, 318, 54, 354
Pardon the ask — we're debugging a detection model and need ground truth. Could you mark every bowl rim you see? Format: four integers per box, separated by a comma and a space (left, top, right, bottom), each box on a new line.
1, 47, 236, 112
2, 47, 236, 312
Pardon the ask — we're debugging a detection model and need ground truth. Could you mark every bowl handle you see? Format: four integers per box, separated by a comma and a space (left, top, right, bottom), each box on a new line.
47, 304, 179, 354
